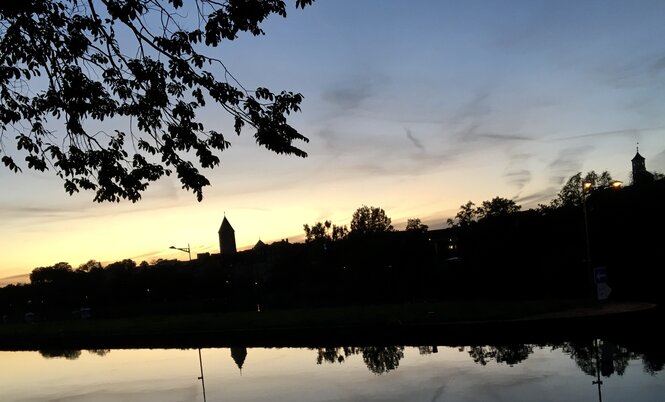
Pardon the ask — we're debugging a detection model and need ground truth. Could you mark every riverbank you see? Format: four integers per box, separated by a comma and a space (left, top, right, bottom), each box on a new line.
0, 300, 658, 350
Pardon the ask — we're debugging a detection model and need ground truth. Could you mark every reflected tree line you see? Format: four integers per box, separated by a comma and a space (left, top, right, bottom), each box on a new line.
35, 338, 664, 377
38, 349, 110, 360
311, 339, 665, 376
313, 346, 406, 375
2, 173, 665, 320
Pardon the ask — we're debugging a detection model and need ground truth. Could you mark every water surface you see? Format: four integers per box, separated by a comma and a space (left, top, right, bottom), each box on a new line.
2, 340, 663, 401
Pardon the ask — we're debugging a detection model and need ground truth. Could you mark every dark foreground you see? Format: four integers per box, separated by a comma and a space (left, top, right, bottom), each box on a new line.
0, 300, 658, 351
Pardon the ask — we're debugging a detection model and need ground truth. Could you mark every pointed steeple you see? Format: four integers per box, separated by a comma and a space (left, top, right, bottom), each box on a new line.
231, 347, 247, 375
632, 143, 653, 185
632, 143, 645, 163
218, 215, 237, 254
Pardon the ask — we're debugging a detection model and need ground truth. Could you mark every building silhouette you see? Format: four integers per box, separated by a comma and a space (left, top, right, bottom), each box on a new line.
631, 147, 654, 185
253, 239, 266, 250
231, 347, 247, 374
218, 216, 237, 255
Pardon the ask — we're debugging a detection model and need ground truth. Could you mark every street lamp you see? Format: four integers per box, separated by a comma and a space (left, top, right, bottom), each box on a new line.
582, 181, 593, 270
581, 180, 622, 298
170, 243, 191, 261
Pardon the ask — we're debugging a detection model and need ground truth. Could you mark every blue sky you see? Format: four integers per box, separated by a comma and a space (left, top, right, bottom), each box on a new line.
2, 0, 665, 282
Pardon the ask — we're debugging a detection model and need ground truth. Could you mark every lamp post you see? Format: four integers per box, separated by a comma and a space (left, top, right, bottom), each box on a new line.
170, 243, 191, 261
582, 181, 593, 271
592, 338, 604, 402
581, 180, 622, 298
198, 348, 207, 402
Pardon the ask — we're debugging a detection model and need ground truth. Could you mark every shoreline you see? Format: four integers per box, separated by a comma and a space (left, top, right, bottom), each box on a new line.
0, 301, 658, 351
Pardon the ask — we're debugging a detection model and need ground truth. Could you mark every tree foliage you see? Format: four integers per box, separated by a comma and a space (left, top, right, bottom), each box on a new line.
476, 197, 521, 220
303, 220, 348, 242
465, 345, 534, 367
30, 262, 73, 284
76, 259, 102, 272
104, 258, 137, 271
405, 218, 428, 233
361, 346, 404, 375
350, 205, 393, 235
446, 201, 477, 228
0, 0, 313, 202
550, 170, 614, 208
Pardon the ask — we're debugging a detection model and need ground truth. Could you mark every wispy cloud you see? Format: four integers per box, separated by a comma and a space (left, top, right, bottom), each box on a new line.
450, 91, 493, 127
597, 53, 665, 89
504, 153, 533, 190
0, 273, 30, 286
445, 89, 533, 157
505, 169, 532, 189
320, 73, 389, 113
548, 127, 663, 142
547, 145, 594, 185
126, 249, 168, 263
316, 126, 348, 155
516, 187, 560, 208
0, 204, 92, 227
651, 54, 665, 73
405, 128, 425, 151
321, 84, 373, 111
0, 196, 183, 227
650, 148, 665, 173
477, 133, 531, 141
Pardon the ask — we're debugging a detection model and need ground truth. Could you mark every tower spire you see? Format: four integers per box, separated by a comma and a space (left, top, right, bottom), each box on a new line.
632, 144, 653, 185
219, 214, 237, 255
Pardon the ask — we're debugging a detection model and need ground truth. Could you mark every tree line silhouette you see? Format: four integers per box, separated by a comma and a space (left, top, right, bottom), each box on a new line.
312, 340, 665, 376
33, 339, 665, 377
1, 172, 665, 321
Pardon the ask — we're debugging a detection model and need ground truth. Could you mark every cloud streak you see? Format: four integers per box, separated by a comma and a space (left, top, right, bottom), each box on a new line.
548, 126, 665, 142
547, 145, 594, 186
405, 128, 424, 151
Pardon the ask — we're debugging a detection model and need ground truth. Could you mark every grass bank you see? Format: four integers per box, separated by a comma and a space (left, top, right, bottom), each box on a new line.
0, 299, 655, 350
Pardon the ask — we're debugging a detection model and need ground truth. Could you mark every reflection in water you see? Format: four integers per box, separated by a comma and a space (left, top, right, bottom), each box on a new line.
593, 339, 604, 402
197, 348, 207, 402
37, 340, 664, 380
313, 346, 405, 374
38, 349, 82, 360
314, 346, 358, 364
4, 340, 664, 402
231, 347, 247, 374
362, 346, 405, 374
642, 350, 665, 375
313, 340, 664, 378
88, 349, 111, 356
418, 345, 438, 355
38, 349, 110, 360
462, 344, 534, 366
314, 344, 536, 374
558, 340, 631, 377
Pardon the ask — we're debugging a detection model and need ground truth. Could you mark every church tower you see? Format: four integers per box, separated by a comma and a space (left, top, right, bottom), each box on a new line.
218, 215, 237, 255
631, 146, 653, 185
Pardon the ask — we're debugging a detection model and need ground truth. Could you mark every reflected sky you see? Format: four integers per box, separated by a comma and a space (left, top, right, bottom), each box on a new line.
1, 344, 663, 402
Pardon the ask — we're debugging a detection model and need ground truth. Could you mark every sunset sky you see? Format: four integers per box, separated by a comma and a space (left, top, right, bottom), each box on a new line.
2, 0, 665, 283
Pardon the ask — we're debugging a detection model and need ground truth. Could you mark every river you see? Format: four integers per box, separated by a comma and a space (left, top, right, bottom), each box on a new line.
2, 338, 663, 401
